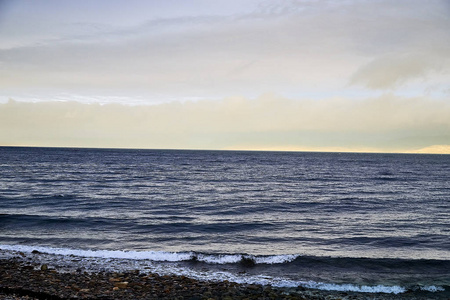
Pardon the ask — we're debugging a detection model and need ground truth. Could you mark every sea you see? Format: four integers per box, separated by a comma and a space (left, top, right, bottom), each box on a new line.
1, 146, 449, 297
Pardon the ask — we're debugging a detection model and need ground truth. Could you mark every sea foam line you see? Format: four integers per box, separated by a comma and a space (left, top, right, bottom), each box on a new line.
149, 263, 409, 294
0, 244, 191, 261
0, 244, 297, 264
0, 245, 445, 295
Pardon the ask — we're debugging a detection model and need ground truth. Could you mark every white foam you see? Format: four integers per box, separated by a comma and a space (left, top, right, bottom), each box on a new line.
304, 282, 406, 294
0, 244, 192, 262
420, 285, 445, 292
196, 254, 241, 264
149, 264, 407, 294
194, 254, 298, 264
0, 244, 297, 265
0, 245, 443, 295
255, 254, 298, 264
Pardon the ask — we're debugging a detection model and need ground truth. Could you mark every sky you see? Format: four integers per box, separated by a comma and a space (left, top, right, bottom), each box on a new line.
0, 0, 449, 153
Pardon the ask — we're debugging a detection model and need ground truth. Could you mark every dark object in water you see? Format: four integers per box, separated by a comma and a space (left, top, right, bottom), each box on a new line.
240, 256, 256, 267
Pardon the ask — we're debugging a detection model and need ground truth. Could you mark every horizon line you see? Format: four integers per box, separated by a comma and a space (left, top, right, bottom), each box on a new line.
1, 144, 449, 155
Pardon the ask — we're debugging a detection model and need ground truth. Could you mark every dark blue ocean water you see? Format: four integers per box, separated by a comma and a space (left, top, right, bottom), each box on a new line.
1, 147, 449, 295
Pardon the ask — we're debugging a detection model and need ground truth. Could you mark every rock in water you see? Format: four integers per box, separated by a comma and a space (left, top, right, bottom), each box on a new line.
240, 256, 256, 267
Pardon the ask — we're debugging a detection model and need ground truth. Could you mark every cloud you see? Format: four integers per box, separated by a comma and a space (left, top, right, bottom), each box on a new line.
350, 54, 444, 89
347, 0, 450, 90
1, 94, 449, 152
1, 0, 449, 102
2, 2, 449, 154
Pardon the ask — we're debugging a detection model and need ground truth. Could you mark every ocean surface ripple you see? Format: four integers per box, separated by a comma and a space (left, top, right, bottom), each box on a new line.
1, 147, 449, 295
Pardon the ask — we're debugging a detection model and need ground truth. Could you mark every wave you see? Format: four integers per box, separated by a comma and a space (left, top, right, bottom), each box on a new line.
2, 244, 450, 271
167, 268, 410, 294
0, 244, 297, 265
1, 244, 448, 295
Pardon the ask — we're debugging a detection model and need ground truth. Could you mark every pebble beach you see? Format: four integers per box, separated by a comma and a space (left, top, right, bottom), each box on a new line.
0, 256, 443, 300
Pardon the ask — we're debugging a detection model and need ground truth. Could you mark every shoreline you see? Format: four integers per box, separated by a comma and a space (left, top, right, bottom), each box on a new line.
0, 257, 441, 300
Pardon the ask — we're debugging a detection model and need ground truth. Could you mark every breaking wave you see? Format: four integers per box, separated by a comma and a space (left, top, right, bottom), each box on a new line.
0, 244, 297, 265
0, 245, 446, 295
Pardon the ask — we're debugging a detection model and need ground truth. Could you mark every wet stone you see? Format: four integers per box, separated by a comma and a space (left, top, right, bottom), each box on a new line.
0, 257, 419, 300
114, 281, 129, 289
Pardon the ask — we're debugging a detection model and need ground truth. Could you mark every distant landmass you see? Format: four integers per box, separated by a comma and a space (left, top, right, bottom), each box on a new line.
414, 145, 450, 154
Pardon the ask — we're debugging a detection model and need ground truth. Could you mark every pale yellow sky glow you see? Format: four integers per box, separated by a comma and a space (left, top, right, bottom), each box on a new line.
2, 94, 449, 153
0, 0, 449, 153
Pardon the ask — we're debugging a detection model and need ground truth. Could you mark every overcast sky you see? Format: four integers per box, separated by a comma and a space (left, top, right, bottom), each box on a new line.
1, 0, 449, 153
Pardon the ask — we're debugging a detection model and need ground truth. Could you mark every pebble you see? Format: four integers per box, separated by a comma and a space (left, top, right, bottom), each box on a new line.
114, 281, 129, 289
0, 258, 438, 300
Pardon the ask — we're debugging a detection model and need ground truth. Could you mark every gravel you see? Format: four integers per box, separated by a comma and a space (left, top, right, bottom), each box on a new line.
0, 258, 438, 300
